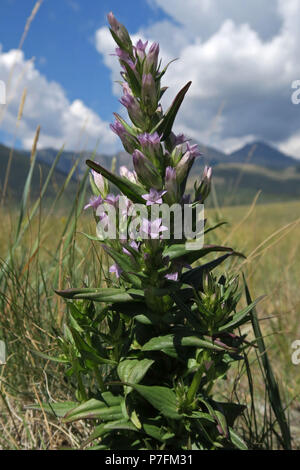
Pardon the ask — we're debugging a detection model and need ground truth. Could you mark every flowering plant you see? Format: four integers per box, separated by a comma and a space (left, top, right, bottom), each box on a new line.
45, 13, 276, 450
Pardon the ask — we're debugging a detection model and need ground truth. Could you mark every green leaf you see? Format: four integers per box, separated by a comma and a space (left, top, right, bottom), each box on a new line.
118, 358, 154, 393
163, 244, 244, 265
55, 287, 144, 303
217, 296, 265, 332
29, 349, 69, 364
26, 401, 78, 418
228, 428, 248, 450
151, 81, 192, 140
131, 384, 182, 420
181, 253, 238, 289
86, 160, 145, 203
142, 334, 235, 358
101, 392, 123, 407
69, 327, 116, 366
63, 399, 123, 423
214, 402, 246, 427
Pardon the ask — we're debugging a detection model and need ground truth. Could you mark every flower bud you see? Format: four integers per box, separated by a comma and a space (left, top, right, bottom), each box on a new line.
107, 12, 132, 53
195, 166, 212, 202
141, 73, 157, 113
144, 42, 159, 73
92, 170, 109, 198
138, 132, 162, 165
120, 90, 144, 128
164, 166, 179, 204
175, 151, 195, 184
135, 39, 148, 61
110, 119, 137, 153
133, 150, 162, 189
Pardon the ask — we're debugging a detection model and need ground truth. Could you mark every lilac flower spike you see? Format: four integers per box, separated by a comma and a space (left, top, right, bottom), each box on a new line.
84, 195, 102, 211
142, 189, 167, 206
109, 263, 123, 278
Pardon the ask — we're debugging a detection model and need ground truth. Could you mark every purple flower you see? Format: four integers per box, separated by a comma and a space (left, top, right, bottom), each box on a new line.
107, 12, 132, 52
186, 141, 202, 158
138, 132, 162, 164
164, 166, 179, 204
110, 119, 137, 153
175, 151, 195, 183
91, 168, 109, 198
104, 194, 120, 207
175, 134, 188, 145
130, 240, 140, 251
138, 132, 161, 148
114, 47, 131, 62
165, 272, 179, 281
120, 90, 144, 127
135, 39, 148, 60
144, 42, 159, 72
119, 166, 137, 183
142, 189, 167, 206
109, 263, 123, 278
194, 166, 212, 202
84, 195, 103, 210
141, 218, 168, 239
141, 73, 157, 112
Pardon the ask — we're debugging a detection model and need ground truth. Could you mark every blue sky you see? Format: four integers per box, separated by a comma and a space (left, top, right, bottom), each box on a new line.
0, 0, 169, 123
0, 0, 300, 158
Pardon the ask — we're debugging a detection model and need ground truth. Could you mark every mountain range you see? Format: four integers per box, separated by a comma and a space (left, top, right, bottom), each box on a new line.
1, 140, 300, 206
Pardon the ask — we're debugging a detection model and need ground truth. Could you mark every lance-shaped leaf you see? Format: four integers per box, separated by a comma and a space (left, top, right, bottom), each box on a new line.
86, 160, 145, 204
163, 244, 245, 265
217, 295, 265, 332
141, 334, 237, 358
180, 253, 242, 289
69, 327, 117, 366
82, 419, 138, 447
229, 428, 248, 450
26, 401, 78, 418
151, 81, 192, 140
131, 384, 182, 420
63, 399, 123, 423
118, 358, 154, 394
55, 287, 144, 303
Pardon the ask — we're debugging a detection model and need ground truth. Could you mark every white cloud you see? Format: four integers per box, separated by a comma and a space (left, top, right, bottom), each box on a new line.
0, 46, 118, 153
95, 0, 300, 158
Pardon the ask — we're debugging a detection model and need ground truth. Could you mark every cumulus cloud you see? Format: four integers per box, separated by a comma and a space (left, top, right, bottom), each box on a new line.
95, 0, 300, 158
0, 47, 118, 153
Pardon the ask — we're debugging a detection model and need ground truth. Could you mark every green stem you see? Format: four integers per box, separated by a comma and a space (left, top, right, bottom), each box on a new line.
186, 367, 203, 405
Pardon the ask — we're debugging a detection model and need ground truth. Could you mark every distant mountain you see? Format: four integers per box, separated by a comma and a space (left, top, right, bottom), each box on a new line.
34, 140, 298, 178
2, 139, 300, 206
0, 143, 77, 202
228, 141, 297, 168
